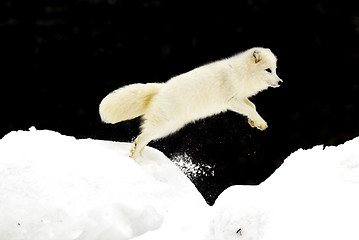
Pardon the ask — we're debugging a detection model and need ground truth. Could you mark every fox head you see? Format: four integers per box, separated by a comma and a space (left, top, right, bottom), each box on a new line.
249, 48, 283, 89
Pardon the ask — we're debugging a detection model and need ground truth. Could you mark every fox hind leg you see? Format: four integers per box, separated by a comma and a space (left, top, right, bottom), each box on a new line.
129, 132, 153, 160
129, 114, 182, 160
129, 140, 138, 159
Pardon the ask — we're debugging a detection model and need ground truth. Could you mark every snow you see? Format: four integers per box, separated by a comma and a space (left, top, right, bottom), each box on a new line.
0, 127, 359, 240
0, 128, 208, 240
171, 152, 214, 181
212, 141, 359, 240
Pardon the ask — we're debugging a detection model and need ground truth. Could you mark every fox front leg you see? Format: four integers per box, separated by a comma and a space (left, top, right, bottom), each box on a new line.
229, 98, 268, 130
244, 98, 268, 130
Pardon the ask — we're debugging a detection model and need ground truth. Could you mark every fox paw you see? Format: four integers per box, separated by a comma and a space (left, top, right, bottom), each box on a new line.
129, 142, 137, 160
248, 119, 268, 131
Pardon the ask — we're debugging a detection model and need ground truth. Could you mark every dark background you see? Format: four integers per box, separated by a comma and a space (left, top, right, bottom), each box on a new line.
1, 0, 358, 204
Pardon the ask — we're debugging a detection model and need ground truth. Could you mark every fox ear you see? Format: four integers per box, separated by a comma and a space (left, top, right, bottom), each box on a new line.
253, 50, 262, 63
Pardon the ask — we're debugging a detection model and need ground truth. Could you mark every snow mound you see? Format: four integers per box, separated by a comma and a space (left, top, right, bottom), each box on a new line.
212, 139, 359, 240
0, 128, 208, 240
1, 128, 359, 240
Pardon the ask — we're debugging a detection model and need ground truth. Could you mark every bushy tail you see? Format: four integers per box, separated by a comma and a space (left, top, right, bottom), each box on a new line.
99, 83, 163, 124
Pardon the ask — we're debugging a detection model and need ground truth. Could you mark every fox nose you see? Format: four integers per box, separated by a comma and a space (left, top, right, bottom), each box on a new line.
278, 78, 283, 86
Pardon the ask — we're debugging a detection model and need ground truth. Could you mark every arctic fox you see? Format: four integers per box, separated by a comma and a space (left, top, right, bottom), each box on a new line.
99, 47, 282, 159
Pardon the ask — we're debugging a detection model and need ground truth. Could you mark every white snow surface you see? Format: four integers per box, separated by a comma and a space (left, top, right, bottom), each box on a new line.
0, 127, 359, 240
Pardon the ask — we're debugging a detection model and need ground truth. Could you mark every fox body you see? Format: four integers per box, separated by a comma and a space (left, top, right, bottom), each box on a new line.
99, 47, 282, 159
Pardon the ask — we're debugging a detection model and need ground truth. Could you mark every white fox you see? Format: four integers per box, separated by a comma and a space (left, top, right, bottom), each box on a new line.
99, 47, 282, 159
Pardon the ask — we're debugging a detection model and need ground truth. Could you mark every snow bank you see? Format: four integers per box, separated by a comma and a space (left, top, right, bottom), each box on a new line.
1, 128, 359, 240
0, 128, 209, 240
212, 139, 359, 240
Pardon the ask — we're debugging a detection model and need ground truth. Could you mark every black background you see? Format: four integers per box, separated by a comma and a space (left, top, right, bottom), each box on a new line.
1, 0, 358, 204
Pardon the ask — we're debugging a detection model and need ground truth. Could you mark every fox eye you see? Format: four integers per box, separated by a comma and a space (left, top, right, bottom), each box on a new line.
265, 68, 272, 73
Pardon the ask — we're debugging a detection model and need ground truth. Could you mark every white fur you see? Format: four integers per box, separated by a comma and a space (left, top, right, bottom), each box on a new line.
99, 47, 282, 159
